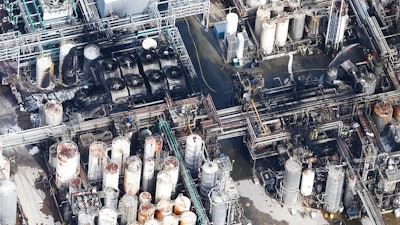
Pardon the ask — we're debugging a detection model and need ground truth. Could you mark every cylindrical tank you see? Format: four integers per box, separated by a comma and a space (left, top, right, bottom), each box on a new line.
307, 16, 320, 36
344, 174, 357, 209
275, 14, 289, 47
36, 55, 54, 89
358, 73, 376, 95
282, 158, 302, 206
255, 6, 271, 38
101, 58, 120, 79
144, 136, 156, 161
155, 170, 173, 203
162, 214, 179, 225
142, 159, 155, 192
59, 40, 76, 86
0, 155, 10, 180
165, 66, 185, 91
144, 219, 160, 225
225, 13, 239, 37
300, 169, 315, 196
155, 199, 173, 220
88, 141, 107, 181
98, 207, 118, 225
0, 180, 17, 225
44, 100, 63, 126
83, 44, 101, 74
78, 212, 94, 225
260, 21, 276, 55
200, 161, 218, 197
373, 101, 393, 132
104, 187, 119, 209
163, 156, 179, 191
120, 194, 138, 225
48, 143, 57, 169
337, 14, 349, 45
56, 140, 80, 189
325, 166, 345, 213
124, 156, 142, 195
174, 194, 191, 215
290, 11, 305, 40
148, 70, 167, 95
180, 211, 197, 225
139, 192, 152, 205
184, 134, 203, 173
142, 38, 157, 50
138, 202, 155, 224
210, 189, 228, 225
325, 67, 338, 84
103, 161, 120, 191
127, 221, 140, 225
69, 177, 81, 194
111, 136, 130, 175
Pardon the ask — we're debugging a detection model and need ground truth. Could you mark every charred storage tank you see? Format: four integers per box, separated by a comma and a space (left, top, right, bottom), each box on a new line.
158, 46, 178, 69
155, 171, 173, 203
163, 156, 180, 191
98, 207, 118, 225
290, 11, 306, 40
83, 44, 101, 74
148, 70, 167, 95
0, 180, 17, 225
325, 166, 345, 213
180, 211, 197, 225
124, 156, 142, 195
59, 40, 77, 86
118, 54, 140, 75
255, 6, 271, 38
174, 194, 191, 215
111, 136, 130, 175
88, 141, 107, 181
140, 50, 160, 73
165, 66, 186, 91
103, 161, 120, 191
124, 74, 147, 98
300, 168, 315, 196
78, 212, 94, 225
209, 189, 228, 225
106, 77, 129, 103
260, 21, 276, 55
100, 58, 121, 80
142, 158, 155, 192
56, 140, 80, 189
282, 158, 302, 206
200, 161, 218, 197
120, 194, 138, 225
275, 14, 290, 47
185, 134, 203, 173
36, 55, 54, 90
373, 101, 393, 132
44, 100, 63, 126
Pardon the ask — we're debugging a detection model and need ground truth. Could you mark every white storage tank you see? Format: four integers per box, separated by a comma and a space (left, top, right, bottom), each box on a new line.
180, 211, 197, 225
69, 177, 81, 194
260, 21, 276, 55
173, 194, 191, 215
184, 134, 203, 173
155, 199, 173, 220
210, 189, 228, 225
225, 12, 239, 37
59, 40, 76, 86
162, 214, 179, 225
124, 155, 142, 195
88, 141, 107, 181
255, 6, 270, 38
104, 187, 119, 209
236, 32, 245, 60
36, 55, 54, 90
155, 170, 173, 203
300, 169, 315, 196
56, 140, 80, 189
83, 44, 101, 74
200, 161, 218, 197
139, 191, 152, 205
275, 14, 290, 47
138, 202, 155, 224
144, 219, 160, 225
44, 100, 63, 126
142, 38, 157, 50
163, 156, 180, 191
282, 158, 302, 206
0, 180, 17, 225
120, 194, 138, 225
290, 11, 306, 40
111, 136, 130, 175
98, 207, 118, 225
144, 136, 157, 161
103, 161, 120, 191
325, 166, 345, 213
0, 154, 10, 180
78, 212, 94, 225
142, 158, 155, 192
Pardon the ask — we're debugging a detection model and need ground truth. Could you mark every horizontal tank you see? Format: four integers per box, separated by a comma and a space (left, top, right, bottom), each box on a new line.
165, 66, 186, 91
106, 77, 129, 103
148, 70, 167, 95
120, 194, 138, 225
0, 180, 17, 225
36, 55, 54, 90
260, 21, 276, 55
300, 169, 315, 196
44, 100, 63, 126
98, 207, 118, 225
56, 140, 80, 189
325, 166, 345, 213
103, 161, 120, 191
111, 136, 130, 175
87, 141, 107, 181
124, 74, 147, 98
275, 14, 289, 47
100, 58, 121, 79
158, 46, 178, 69
118, 54, 140, 75
83, 44, 101, 74
184, 134, 204, 174
124, 156, 142, 195
155, 171, 173, 203
373, 101, 393, 132
140, 50, 160, 73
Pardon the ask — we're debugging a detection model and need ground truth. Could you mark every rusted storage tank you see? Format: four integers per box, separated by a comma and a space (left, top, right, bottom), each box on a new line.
180, 211, 197, 225
373, 101, 393, 132
155, 199, 173, 220
173, 194, 191, 215
124, 156, 142, 195
138, 202, 155, 224
111, 136, 130, 175
139, 191, 152, 205
56, 140, 80, 189
87, 141, 107, 181
103, 161, 120, 191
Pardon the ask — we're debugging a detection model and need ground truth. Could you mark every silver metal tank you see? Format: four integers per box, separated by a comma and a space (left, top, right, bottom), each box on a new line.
88, 141, 107, 181
300, 169, 315, 196
200, 161, 218, 197
120, 194, 138, 225
56, 140, 80, 189
104, 187, 119, 209
158, 46, 178, 69
144, 136, 157, 161
124, 156, 142, 195
144, 219, 160, 225
163, 156, 180, 191
325, 166, 345, 213
180, 211, 197, 225
98, 207, 118, 225
124, 73, 147, 98
0, 180, 17, 225
148, 70, 167, 95
44, 100, 63, 126
165, 66, 186, 91
173, 194, 191, 215
103, 161, 120, 191
111, 136, 130, 175
69, 177, 81, 194
142, 158, 155, 192
78, 212, 94, 225
118, 54, 140, 75
282, 158, 302, 206
290, 11, 305, 40
139, 191, 152, 205
100, 58, 121, 79
138, 202, 155, 224
260, 21, 276, 55
275, 13, 289, 47
106, 77, 129, 103
184, 134, 203, 173
155, 199, 173, 220
36, 55, 54, 90
83, 44, 101, 74
162, 214, 179, 225
209, 189, 228, 225
155, 170, 173, 203
59, 40, 77, 87
140, 50, 160, 73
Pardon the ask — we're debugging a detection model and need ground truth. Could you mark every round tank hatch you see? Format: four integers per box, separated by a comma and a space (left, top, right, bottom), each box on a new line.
106, 77, 126, 91
142, 38, 158, 50
148, 70, 165, 83
158, 46, 175, 59
141, 50, 157, 63
166, 66, 182, 80
119, 55, 136, 69
125, 74, 144, 87
101, 58, 118, 72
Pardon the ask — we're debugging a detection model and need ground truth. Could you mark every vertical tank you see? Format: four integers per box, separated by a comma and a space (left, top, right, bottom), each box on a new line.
0, 180, 17, 225
184, 134, 203, 173
44, 100, 63, 126
103, 161, 120, 191
88, 141, 107, 181
78, 212, 94, 225
155, 171, 173, 203
111, 136, 130, 175
282, 158, 302, 206
154, 135, 163, 169
56, 140, 80, 189
255, 6, 271, 38
48, 143, 57, 169
275, 14, 289, 47
139, 192, 152, 205
0, 155, 10, 180
104, 187, 119, 209
162, 214, 179, 225
358, 73, 376, 95
98, 207, 118, 225
300, 169, 315, 196
325, 67, 338, 84
144, 136, 157, 161
144, 219, 160, 225
200, 161, 218, 197
155, 199, 173, 220
325, 166, 345, 213
209, 189, 228, 225
236, 32, 245, 60
174, 194, 191, 215
120, 194, 138, 225
337, 14, 349, 45
124, 156, 142, 195
260, 21, 276, 55
307, 15, 320, 36
69, 177, 81, 194
142, 159, 155, 192
83, 44, 101, 74
180, 211, 197, 225
225, 12, 239, 37
59, 40, 77, 86
163, 156, 180, 191
290, 11, 305, 40
344, 174, 357, 209
372, 101, 393, 132
138, 202, 155, 224
148, 70, 167, 95
36, 55, 54, 89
